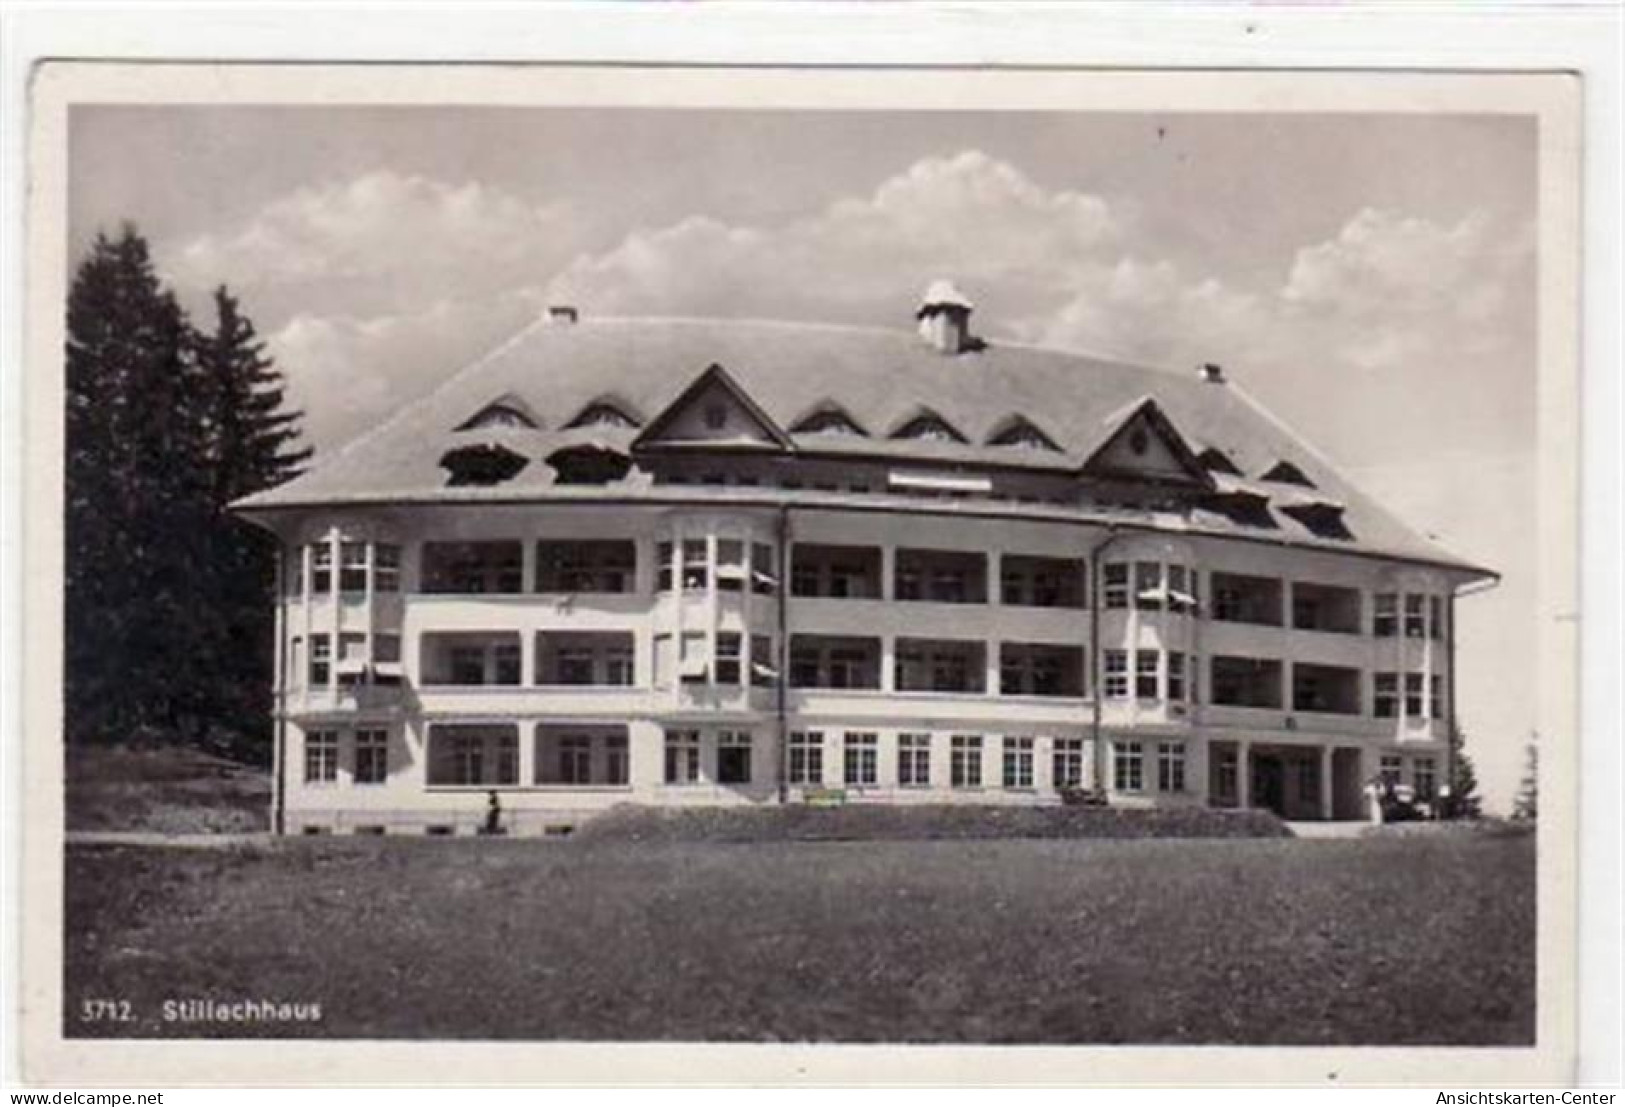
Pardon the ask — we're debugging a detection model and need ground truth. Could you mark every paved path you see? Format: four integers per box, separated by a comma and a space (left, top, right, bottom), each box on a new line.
1285, 820, 1376, 839
65, 831, 272, 849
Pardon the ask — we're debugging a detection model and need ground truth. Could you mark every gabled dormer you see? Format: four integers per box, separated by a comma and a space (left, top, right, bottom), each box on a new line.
455, 394, 540, 432
987, 413, 1060, 452
564, 396, 643, 431
1081, 398, 1211, 488
631, 364, 793, 453
790, 401, 869, 438
889, 406, 968, 445
440, 442, 529, 487
1261, 459, 1317, 488
1195, 445, 1242, 476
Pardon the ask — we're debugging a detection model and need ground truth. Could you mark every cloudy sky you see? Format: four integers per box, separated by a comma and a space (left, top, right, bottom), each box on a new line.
69, 105, 1538, 808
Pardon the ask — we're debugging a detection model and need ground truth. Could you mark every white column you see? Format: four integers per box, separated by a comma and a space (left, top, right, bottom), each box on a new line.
1034, 736, 1055, 795
881, 544, 896, 601
519, 723, 537, 787
326, 527, 342, 695
1237, 739, 1251, 809
985, 639, 1001, 697
1320, 745, 1334, 820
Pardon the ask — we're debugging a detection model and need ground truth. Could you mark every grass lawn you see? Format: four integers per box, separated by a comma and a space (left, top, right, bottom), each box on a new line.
66, 744, 269, 834
64, 829, 1534, 1045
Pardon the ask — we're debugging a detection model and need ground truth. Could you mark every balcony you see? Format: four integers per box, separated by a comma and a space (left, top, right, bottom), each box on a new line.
535, 631, 636, 688
1210, 572, 1284, 627
1291, 582, 1362, 635
894, 549, 987, 605
1290, 663, 1362, 715
420, 632, 522, 687
535, 540, 636, 594
789, 635, 882, 690
1000, 555, 1086, 609
999, 642, 1085, 697
1210, 655, 1283, 709
791, 544, 883, 600
421, 541, 524, 595
895, 638, 986, 694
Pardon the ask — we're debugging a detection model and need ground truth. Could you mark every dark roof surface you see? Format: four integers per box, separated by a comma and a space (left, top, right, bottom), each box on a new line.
239, 314, 1488, 575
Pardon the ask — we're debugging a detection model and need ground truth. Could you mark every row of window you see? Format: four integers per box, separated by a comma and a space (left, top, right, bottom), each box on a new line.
285, 540, 1447, 638
775, 732, 1097, 791
304, 728, 389, 785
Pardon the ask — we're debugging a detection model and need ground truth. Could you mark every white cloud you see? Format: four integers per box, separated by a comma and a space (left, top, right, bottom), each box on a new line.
168, 171, 579, 308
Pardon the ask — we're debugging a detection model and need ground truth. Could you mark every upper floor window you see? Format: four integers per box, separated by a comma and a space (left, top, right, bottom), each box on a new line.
339, 542, 368, 594
440, 443, 529, 487
715, 633, 743, 685
792, 544, 882, 600
1103, 563, 1129, 609
891, 410, 968, 444
1001, 555, 1085, 608
1135, 650, 1160, 699
1429, 597, 1446, 641
375, 545, 401, 593
1374, 672, 1399, 718
791, 405, 868, 437
1103, 649, 1129, 699
1404, 595, 1427, 639
536, 540, 635, 594
457, 401, 537, 431
565, 400, 640, 430
1373, 593, 1399, 637
1210, 572, 1284, 627
895, 548, 986, 604
311, 545, 333, 594
309, 634, 331, 686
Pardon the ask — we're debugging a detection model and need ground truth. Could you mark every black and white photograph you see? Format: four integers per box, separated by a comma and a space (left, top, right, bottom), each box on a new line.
13, 53, 1595, 1087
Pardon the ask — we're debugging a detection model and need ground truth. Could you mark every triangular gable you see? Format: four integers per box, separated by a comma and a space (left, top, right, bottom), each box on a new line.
1081, 399, 1213, 488
632, 364, 794, 452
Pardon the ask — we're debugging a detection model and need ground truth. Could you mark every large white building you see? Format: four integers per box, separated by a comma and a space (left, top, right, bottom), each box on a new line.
236, 284, 1493, 836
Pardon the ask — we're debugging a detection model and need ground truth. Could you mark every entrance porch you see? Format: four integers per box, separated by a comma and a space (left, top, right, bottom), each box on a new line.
1207, 740, 1366, 821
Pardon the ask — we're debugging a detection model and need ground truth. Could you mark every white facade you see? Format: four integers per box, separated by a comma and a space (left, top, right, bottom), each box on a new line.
267, 500, 1464, 836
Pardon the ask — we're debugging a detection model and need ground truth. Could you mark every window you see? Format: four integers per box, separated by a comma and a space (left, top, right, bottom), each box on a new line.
951, 735, 983, 788
893, 412, 967, 443
311, 544, 333, 594
605, 735, 629, 785
1380, 754, 1404, 787
558, 736, 593, 785
495, 644, 522, 686
751, 542, 777, 595
1296, 758, 1320, 807
304, 730, 338, 784
1214, 748, 1239, 805
449, 646, 485, 685
898, 733, 932, 788
1374, 672, 1399, 718
679, 632, 708, 684
843, 732, 878, 787
1053, 739, 1085, 790
830, 647, 872, 689
788, 731, 824, 786
1374, 593, 1398, 637
1135, 650, 1160, 700
309, 634, 331, 686
1430, 675, 1445, 719
1103, 562, 1129, 609
421, 541, 523, 594
657, 542, 675, 592
1413, 756, 1438, 800
1002, 737, 1035, 789
1429, 596, 1446, 641
1104, 650, 1129, 699
1000, 556, 1085, 608
988, 417, 1058, 451
664, 730, 701, 785
374, 544, 401, 593
354, 728, 389, 784
1167, 565, 1197, 614
1404, 673, 1425, 717
340, 542, 368, 593
716, 540, 745, 592
1113, 741, 1144, 793
556, 647, 594, 686
535, 541, 635, 593
703, 403, 728, 431
566, 401, 639, 430
1157, 743, 1186, 792
681, 540, 709, 591
1135, 562, 1162, 611
792, 406, 868, 437
1167, 652, 1186, 702
606, 644, 635, 687
459, 401, 536, 430
429, 726, 517, 786
1404, 595, 1426, 639
717, 730, 753, 785
750, 635, 775, 687
715, 633, 742, 685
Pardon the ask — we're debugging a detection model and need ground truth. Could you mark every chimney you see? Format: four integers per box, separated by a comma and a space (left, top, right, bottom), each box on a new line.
1199, 362, 1225, 384
916, 279, 974, 354
548, 305, 579, 326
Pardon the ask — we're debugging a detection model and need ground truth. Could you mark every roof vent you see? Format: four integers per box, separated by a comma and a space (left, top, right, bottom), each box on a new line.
548, 305, 579, 325
1199, 362, 1225, 384
916, 280, 975, 355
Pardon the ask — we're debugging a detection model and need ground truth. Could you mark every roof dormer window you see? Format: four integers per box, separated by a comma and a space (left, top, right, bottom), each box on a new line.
987, 415, 1059, 452
891, 408, 968, 445
564, 400, 641, 430
457, 400, 538, 432
1262, 460, 1316, 488
1196, 447, 1242, 476
440, 443, 529, 487
791, 404, 869, 438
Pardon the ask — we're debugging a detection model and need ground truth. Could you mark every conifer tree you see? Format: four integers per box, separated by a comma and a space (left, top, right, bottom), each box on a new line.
1511, 735, 1539, 821
1444, 723, 1483, 819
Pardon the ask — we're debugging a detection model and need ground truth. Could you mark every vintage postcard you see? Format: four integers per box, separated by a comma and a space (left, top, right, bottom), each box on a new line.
18, 61, 1582, 1085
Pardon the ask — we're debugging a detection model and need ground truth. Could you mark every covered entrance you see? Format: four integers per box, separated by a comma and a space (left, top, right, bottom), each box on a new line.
1208, 741, 1364, 821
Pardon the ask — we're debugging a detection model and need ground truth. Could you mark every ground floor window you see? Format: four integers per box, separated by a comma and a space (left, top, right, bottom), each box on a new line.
844, 732, 878, 787
558, 736, 593, 784
1113, 741, 1144, 793
353, 728, 388, 784
1412, 756, 1437, 800
1379, 754, 1404, 787
1156, 742, 1186, 793
305, 729, 338, 784
1295, 757, 1319, 806
1213, 747, 1238, 804
898, 733, 932, 787
951, 735, 983, 788
664, 729, 702, 785
427, 725, 518, 787
1002, 737, 1035, 789
605, 735, 629, 785
788, 731, 823, 786
717, 730, 753, 785
1052, 738, 1085, 789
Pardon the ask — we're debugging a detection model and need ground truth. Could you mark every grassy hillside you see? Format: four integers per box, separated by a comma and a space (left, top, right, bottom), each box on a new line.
66, 744, 269, 834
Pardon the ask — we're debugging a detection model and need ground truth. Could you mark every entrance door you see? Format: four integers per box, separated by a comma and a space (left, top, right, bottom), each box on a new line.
1251, 753, 1286, 816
